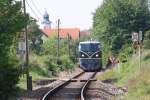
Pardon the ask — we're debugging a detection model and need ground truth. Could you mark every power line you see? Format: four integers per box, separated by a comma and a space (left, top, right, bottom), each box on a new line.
35, 0, 43, 10
25, 0, 41, 21
26, 0, 41, 20
30, 0, 43, 16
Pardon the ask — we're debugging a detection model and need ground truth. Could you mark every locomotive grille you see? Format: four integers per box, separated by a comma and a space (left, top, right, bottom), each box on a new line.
87, 52, 93, 56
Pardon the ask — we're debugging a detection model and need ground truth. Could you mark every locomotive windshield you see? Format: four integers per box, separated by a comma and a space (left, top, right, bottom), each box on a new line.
80, 43, 100, 52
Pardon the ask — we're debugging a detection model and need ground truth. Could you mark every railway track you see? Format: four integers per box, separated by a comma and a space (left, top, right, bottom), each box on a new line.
42, 71, 97, 100
80, 72, 97, 100
18, 68, 125, 100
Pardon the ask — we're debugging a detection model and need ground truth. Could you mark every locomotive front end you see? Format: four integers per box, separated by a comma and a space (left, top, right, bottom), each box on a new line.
79, 41, 102, 71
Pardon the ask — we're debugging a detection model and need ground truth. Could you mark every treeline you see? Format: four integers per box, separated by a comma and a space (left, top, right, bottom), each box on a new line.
92, 0, 150, 63
0, 0, 29, 99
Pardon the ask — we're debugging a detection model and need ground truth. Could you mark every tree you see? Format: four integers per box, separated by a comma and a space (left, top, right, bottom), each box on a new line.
144, 29, 150, 48
42, 37, 76, 73
27, 19, 43, 54
0, 0, 28, 99
92, 0, 150, 53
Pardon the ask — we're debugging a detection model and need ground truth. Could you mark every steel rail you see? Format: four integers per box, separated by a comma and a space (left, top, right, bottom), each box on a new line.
80, 72, 97, 100
42, 71, 85, 100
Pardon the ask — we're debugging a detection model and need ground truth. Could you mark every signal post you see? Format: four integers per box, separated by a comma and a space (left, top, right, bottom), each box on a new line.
132, 31, 143, 69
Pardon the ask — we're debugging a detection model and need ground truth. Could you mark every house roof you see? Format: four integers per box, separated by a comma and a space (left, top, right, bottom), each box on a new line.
80, 30, 91, 36
41, 28, 80, 40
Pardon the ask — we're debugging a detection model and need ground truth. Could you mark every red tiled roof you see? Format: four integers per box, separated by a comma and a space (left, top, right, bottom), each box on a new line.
41, 28, 80, 40
80, 30, 91, 36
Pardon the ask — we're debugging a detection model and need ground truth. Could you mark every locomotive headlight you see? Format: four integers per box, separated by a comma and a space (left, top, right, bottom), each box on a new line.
96, 54, 99, 57
81, 54, 85, 57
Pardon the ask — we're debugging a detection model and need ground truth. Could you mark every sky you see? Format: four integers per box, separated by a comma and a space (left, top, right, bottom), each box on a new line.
25, 0, 103, 30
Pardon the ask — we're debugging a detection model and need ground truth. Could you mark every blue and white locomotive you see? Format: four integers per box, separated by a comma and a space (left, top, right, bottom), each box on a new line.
78, 41, 102, 71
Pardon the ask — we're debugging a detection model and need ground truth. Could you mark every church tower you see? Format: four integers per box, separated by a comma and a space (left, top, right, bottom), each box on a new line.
42, 10, 51, 29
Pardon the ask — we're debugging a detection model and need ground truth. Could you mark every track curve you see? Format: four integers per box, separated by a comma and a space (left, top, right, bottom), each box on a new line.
42, 72, 97, 100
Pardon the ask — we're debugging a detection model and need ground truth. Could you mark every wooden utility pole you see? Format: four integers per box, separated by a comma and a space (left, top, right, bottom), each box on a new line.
67, 33, 71, 57
23, 0, 32, 91
57, 19, 60, 64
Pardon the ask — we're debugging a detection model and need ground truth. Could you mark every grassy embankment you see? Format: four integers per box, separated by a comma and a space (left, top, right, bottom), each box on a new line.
17, 53, 75, 90
17, 54, 50, 90
97, 48, 150, 99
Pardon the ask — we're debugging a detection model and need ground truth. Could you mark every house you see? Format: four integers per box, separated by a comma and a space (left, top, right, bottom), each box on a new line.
41, 28, 80, 40
80, 30, 91, 37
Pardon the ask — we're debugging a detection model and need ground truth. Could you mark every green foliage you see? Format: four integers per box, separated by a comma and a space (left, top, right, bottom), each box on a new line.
28, 53, 49, 77
124, 63, 150, 99
30, 63, 48, 77
79, 34, 92, 42
42, 37, 76, 75
119, 44, 133, 62
144, 30, 150, 49
94, 0, 150, 98
97, 48, 150, 99
144, 40, 150, 49
0, 0, 28, 99
97, 69, 116, 80
28, 20, 43, 54
118, 50, 150, 99
45, 60, 59, 72
92, 0, 150, 53
145, 29, 150, 40
60, 55, 74, 70
42, 37, 57, 55
0, 58, 20, 99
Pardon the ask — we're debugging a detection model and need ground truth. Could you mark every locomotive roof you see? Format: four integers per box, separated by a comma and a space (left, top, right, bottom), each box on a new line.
79, 41, 100, 44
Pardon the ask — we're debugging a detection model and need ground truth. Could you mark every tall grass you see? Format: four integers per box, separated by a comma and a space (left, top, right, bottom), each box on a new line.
17, 54, 49, 90
97, 49, 150, 99
123, 49, 150, 99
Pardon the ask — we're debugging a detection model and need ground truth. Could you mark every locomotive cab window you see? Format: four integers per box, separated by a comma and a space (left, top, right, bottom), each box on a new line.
79, 43, 101, 52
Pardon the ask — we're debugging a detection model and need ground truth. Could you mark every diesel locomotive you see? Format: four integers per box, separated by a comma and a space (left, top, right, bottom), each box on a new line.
78, 41, 102, 71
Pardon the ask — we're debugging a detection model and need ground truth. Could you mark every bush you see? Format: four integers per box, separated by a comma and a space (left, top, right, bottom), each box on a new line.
60, 55, 74, 70
119, 44, 133, 62
45, 54, 74, 74
47, 62, 59, 72
143, 40, 150, 49
0, 58, 20, 100
44, 58, 59, 76
144, 30, 150, 49
42, 37, 76, 74
145, 30, 150, 40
